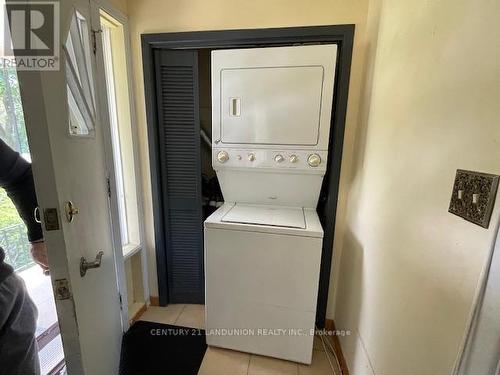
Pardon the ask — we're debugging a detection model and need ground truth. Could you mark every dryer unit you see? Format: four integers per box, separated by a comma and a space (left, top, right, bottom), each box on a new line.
205, 44, 337, 364
211, 44, 337, 208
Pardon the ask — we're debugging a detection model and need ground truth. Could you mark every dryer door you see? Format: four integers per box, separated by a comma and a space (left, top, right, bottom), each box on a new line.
220, 65, 324, 145
211, 44, 338, 149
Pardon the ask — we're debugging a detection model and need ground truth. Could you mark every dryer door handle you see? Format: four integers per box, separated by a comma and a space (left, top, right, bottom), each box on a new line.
230, 97, 241, 117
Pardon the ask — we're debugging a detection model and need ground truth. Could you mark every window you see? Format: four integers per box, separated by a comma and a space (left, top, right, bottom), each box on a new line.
64, 11, 96, 136
100, 11, 141, 256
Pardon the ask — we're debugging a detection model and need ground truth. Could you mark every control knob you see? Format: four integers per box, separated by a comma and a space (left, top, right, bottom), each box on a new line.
289, 155, 299, 163
248, 153, 256, 162
307, 153, 321, 167
217, 151, 229, 163
274, 154, 284, 163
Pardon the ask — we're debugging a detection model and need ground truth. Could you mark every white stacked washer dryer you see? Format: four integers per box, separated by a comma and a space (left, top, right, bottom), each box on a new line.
204, 44, 337, 364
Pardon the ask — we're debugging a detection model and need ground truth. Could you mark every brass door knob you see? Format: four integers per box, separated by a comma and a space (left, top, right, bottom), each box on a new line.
64, 201, 79, 223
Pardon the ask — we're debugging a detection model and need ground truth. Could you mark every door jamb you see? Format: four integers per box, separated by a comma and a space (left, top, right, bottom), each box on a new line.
141, 25, 355, 327
93, 0, 150, 329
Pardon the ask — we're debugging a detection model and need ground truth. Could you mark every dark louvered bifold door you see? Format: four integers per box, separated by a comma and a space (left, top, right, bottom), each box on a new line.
154, 50, 203, 303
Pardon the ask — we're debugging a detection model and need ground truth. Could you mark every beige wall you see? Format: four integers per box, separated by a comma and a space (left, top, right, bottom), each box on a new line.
106, 0, 128, 16
126, 0, 370, 298
332, 0, 500, 374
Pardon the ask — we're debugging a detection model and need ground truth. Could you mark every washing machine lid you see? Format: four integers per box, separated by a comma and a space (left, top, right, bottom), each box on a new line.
205, 203, 323, 237
221, 203, 306, 229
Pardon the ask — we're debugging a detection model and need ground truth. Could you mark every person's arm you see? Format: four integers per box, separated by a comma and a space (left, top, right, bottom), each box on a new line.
0, 138, 48, 270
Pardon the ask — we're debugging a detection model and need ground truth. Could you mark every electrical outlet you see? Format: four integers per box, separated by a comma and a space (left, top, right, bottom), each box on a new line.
448, 170, 499, 228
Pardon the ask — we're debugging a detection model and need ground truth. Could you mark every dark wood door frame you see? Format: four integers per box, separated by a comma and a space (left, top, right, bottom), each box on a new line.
142, 25, 355, 328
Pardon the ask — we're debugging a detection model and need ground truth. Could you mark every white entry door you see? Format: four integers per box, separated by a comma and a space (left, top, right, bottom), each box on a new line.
16, 0, 125, 374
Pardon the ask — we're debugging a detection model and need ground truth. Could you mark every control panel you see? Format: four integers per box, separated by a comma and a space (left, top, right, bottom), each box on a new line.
213, 148, 328, 173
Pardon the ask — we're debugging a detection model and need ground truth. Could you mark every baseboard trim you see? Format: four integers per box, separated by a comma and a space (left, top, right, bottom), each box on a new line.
150, 296, 160, 306
129, 303, 147, 325
325, 319, 350, 375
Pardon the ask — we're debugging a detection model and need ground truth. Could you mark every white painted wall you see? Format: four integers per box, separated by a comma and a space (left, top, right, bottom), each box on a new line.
331, 0, 500, 374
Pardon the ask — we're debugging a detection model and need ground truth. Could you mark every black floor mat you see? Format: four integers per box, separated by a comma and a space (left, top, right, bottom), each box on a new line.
119, 321, 207, 375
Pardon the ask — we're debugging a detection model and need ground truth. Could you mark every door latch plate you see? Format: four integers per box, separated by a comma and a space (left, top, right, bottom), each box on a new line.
44, 208, 60, 231
54, 279, 72, 300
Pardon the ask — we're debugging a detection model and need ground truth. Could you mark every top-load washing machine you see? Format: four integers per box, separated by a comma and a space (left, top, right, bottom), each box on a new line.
204, 44, 337, 364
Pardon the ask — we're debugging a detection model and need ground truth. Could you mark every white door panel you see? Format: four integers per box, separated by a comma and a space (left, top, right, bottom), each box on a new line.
17, 0, 123, 374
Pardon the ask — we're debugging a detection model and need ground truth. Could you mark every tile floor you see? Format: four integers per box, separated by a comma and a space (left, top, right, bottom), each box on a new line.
138, 304, 338, 375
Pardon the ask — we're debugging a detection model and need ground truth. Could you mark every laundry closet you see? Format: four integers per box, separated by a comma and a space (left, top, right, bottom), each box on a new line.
147, 34, 347, 334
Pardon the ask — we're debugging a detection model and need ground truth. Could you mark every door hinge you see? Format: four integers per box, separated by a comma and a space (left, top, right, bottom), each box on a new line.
106, 177, 111, 197
91, 29, 102, 55
119, 293, 123, 310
